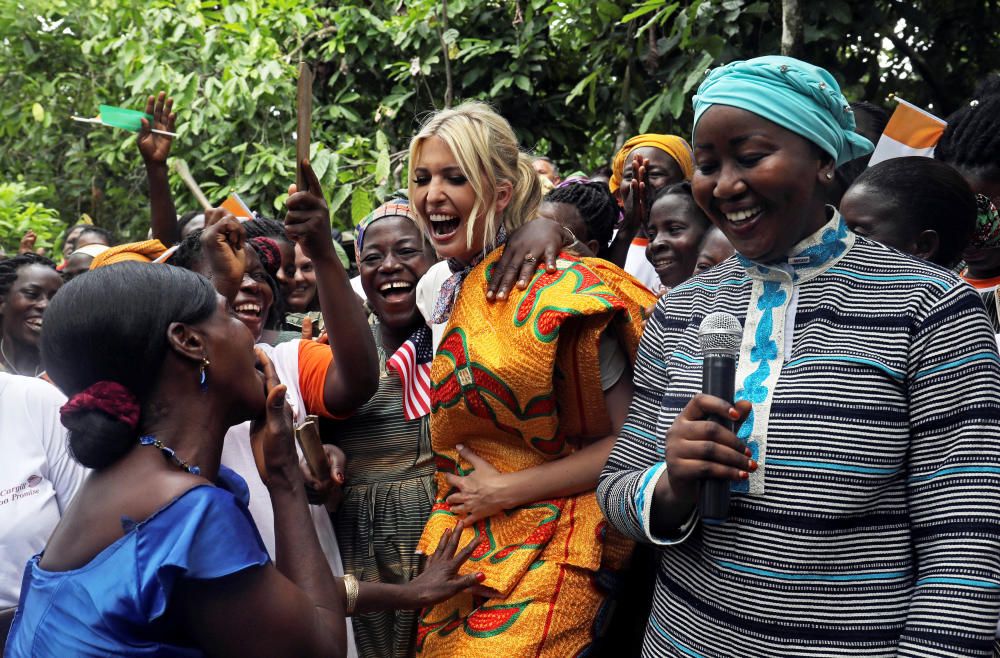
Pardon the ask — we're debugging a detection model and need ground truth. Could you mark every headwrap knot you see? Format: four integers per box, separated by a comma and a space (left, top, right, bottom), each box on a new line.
692, 56, 874, 167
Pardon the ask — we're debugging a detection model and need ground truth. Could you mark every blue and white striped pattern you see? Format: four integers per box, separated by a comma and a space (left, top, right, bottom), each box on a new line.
597, 234, 1000, 657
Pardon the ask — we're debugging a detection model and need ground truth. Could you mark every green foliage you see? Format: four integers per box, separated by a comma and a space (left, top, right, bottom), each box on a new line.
0, 181, 64, 254
0, 0, 996, 244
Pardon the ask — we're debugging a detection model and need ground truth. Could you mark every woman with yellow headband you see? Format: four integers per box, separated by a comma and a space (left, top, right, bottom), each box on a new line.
605, 134, 695, 292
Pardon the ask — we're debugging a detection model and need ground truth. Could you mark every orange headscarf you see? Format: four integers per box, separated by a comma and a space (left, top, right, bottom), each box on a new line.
89, 240, 169, 269
608, 133, 695, 195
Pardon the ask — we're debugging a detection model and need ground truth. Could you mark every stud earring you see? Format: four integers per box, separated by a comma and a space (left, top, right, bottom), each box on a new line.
199, 357, 210, 392
825, 172, 834, 180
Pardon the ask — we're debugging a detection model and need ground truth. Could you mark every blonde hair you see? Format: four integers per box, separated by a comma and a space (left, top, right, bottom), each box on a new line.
408, 101, 542, 250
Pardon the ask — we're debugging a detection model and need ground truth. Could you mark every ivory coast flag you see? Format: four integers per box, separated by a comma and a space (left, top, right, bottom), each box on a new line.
220, 193, 254, 220
868, 98, 947, 166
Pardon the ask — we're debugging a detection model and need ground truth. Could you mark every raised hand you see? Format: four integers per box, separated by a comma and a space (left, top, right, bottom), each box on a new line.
284, 159, 335, 264
137, 92, 176, 165
249, 348, 298, 485
621, 153, 650, 236
200, 208, 247, 301
18, 230, 37, 255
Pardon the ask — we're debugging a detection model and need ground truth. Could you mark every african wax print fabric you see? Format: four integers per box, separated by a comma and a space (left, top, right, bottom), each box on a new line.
415, 249, 653, 656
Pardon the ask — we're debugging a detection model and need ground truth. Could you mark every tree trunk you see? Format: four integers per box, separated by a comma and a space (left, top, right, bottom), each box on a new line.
781, 0, 803, 58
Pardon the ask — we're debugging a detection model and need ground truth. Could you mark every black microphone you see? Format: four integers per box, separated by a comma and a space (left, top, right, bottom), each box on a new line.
697, 312, 743, 525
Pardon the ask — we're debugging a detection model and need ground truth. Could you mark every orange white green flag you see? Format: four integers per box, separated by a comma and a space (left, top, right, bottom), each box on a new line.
868, 97, 946, 166
220, 193, 254, 220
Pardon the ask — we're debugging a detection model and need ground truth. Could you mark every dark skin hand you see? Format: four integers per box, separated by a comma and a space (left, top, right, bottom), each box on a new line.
485, 219, 567, 302
302, 443, 345, 510
18, 230, 36, 255
607, 153, 650, 269
138, 91, 180, 245
285, 159, 379, 415
651, 395, 755, 537
199, 208, 247, 304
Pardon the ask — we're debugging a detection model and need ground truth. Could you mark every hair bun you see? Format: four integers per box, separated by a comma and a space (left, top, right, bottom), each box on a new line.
60, 381, 140, 469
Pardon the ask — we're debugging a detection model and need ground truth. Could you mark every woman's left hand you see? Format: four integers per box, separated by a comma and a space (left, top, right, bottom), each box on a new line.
444, 445, 510, 525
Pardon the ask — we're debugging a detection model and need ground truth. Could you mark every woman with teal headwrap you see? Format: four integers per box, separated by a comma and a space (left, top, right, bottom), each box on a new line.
597, 55, 1000, 656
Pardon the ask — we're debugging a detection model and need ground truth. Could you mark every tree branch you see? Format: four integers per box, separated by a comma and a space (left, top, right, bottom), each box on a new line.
781, 0, 803, 58
286, 25, 338, 62
435, 0, 453, 108
884, 31, 947, 111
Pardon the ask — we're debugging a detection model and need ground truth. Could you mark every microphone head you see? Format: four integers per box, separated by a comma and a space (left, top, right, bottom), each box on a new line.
698, 312, 742, 357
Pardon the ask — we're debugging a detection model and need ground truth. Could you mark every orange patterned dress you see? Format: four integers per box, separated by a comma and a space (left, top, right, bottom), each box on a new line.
416, 249, 654, 657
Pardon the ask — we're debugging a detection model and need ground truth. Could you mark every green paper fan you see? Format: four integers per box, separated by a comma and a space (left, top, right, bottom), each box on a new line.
98, 105, 153, 132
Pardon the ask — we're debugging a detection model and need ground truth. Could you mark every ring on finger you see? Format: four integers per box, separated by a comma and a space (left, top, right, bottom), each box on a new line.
523, 253, 537, 264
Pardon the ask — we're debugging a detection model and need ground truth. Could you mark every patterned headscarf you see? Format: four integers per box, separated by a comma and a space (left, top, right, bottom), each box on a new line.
971, 194, 1000, 249
608, 134, 695, 195
355, 197, 418, 263
693, 56, 874, 167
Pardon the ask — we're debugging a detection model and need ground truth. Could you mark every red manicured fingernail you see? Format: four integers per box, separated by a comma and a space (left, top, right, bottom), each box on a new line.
728, 408, 740, 420
744, 447, 752, 457
476, 572, 486, 582
739, 471, 749, 480
749, 459, 758, 471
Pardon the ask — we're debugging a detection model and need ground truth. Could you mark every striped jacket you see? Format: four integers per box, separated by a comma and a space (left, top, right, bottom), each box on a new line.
597, 232, 1000, 657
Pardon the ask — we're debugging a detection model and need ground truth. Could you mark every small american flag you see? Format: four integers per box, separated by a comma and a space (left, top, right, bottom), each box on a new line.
386, 326, 433, 420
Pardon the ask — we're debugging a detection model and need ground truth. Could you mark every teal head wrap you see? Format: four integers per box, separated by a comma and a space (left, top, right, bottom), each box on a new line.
692, 56, 874, 167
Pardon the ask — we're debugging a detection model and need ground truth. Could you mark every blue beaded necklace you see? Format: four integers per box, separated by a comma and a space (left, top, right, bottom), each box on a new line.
138, 435, 201, 476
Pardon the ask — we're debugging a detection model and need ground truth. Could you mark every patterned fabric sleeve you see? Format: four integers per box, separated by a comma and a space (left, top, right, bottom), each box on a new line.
900, 283, 1000, 655
597, 300, 697, 545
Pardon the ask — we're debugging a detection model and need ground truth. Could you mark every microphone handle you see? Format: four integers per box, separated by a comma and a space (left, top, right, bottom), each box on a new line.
699, 354, 736, 524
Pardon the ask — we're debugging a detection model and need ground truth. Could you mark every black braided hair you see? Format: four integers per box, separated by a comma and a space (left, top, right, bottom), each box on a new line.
543, 181, 619, 257
935, 75, 1000, 176
243, 216, 289, 242
0, 253, 57, 301
170, 229, 284, 329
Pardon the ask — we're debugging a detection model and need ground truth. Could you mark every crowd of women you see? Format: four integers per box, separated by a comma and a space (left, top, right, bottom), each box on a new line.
2, 54, 1000, 657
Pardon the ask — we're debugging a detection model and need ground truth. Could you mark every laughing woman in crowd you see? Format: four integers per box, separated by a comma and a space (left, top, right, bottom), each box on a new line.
324, 198, 440, 657
597, 56, 1000, 656
0, 254, 61, 378
5, 263, 484, 657
409, 101, 653, 656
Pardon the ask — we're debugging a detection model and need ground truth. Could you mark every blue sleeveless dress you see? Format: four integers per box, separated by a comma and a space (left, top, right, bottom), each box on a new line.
5, 466, 270, 657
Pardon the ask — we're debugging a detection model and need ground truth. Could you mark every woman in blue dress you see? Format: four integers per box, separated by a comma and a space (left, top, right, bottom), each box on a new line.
5, 262, 482, 658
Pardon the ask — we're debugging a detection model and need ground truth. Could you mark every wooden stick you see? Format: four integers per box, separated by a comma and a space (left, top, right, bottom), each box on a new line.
172, 159, 212, 211
70, 116, 178, 137
296, 61, 314, 192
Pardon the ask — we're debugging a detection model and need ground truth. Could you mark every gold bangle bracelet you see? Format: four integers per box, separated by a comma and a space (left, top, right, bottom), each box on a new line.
343, 573, 360, 616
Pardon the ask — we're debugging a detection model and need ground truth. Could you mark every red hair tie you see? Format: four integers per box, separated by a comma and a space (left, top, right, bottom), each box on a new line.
60, 381, 140, 429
